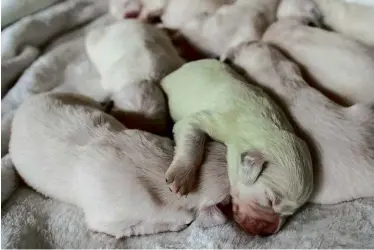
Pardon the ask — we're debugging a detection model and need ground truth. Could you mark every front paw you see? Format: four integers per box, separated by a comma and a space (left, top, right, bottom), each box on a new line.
165, 159, 197, 197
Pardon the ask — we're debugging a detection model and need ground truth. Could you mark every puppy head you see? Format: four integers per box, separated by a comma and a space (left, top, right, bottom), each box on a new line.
110, 81, 169, 134
227, 133, 314, 236
109, 0, 143, 19
161, 0, 229, 30
277, 0, 323, 27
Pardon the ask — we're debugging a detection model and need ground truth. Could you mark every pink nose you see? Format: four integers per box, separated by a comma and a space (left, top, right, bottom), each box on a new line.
233, 202, 280, 236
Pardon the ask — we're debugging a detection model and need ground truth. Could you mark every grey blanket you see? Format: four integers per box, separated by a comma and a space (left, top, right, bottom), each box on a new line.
1, 0, 374, 248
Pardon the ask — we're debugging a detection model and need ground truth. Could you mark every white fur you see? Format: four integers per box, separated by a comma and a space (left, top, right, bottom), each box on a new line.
85, 20, 184, 134
9, 92, 230, 238
276, 0, 322, 26
263, 18, 374, 105
227, 41, 374, 204
179, 0, 280, 58
161, 0, 231, 30
314, 0, 374, 46
343, 0, 374, 7
277, 0, 374, 46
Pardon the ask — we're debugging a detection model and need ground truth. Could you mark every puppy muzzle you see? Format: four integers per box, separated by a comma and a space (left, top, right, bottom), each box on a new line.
233, 201, 286, 236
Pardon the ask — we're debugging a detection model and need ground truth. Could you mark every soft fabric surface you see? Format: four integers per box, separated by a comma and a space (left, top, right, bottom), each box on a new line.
1, 0, 374, 248
1, 0, 62, 28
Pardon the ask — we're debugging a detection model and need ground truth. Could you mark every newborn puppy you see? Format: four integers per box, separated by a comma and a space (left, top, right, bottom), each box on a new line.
9, 92, 230, 238
278, 0, 374, 46
161, 59, 313, 236
179, 0, 280, 59
226, 41, 374, 204
313, 0, 374, 47
85, 20, 184, 135
160, 0, 231, 30
109, 0, 169, 21
263, 16, 374, 105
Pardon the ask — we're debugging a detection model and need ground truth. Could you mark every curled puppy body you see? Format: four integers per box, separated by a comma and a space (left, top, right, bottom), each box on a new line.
85, 20, 184, 135
226, 41, 374, 204
160, 0, 232, 30
179, 0, 280, 59
161, 59, 313, 236
262, 17, 374, 106
9, 92, 230, 239
277, 0, 374, 46
109, 0, 169, 21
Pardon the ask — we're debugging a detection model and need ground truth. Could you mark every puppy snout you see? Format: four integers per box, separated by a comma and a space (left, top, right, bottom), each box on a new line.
233, 202, 281, 237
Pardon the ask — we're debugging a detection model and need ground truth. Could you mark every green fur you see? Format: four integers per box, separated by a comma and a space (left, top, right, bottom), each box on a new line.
161, 59, 312, 202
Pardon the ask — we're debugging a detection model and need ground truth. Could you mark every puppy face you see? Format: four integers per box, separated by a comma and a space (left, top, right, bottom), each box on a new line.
226, 131, 313, 236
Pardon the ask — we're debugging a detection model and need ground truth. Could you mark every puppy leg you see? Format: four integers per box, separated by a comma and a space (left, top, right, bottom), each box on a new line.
120, 221, 190, 238
165, 119, 207, 197
86, 209, 194, 238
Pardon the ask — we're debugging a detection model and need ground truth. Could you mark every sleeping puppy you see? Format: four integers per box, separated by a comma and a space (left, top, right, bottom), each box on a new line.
160, 0, 232, 30
179, 0, 280, 59
225, 41, 374, 204
161, 59, 313, 236
109, 0, 169, 21
314, 0, 374, 47
9, 92, 230, 239
109, 0, 231, 26
85, 20, 184, 135
263, 14, 374, 105
277, 0, 374, 46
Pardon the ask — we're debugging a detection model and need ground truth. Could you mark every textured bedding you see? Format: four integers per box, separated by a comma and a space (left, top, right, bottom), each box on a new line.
1, 0, 374, 248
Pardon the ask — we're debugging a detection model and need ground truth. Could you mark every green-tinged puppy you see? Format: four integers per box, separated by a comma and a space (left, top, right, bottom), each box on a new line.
161, 59, 313, 236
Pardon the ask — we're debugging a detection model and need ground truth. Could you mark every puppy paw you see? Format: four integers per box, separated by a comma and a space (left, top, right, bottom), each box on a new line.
165, 160, 197, 197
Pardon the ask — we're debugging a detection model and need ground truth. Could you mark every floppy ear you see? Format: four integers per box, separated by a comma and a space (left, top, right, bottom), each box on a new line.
239, 150, 266, 185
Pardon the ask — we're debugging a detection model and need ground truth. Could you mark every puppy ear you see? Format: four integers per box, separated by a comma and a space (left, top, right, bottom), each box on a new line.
239, 150, 266, 185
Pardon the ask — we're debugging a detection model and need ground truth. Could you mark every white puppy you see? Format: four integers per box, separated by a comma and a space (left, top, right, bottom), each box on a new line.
263, 17, 374, 105
179, 0, 280, 59
160, 0, 232, 30
85, 20, 184, 135
277, 0, 374, 46
9, 92, 230, 238
314, 0, 374, 47
109, 0, 169, 20
226, 41, 374, 204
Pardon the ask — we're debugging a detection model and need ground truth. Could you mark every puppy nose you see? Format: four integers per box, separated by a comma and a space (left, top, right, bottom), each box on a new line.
233, 203, 281, 237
